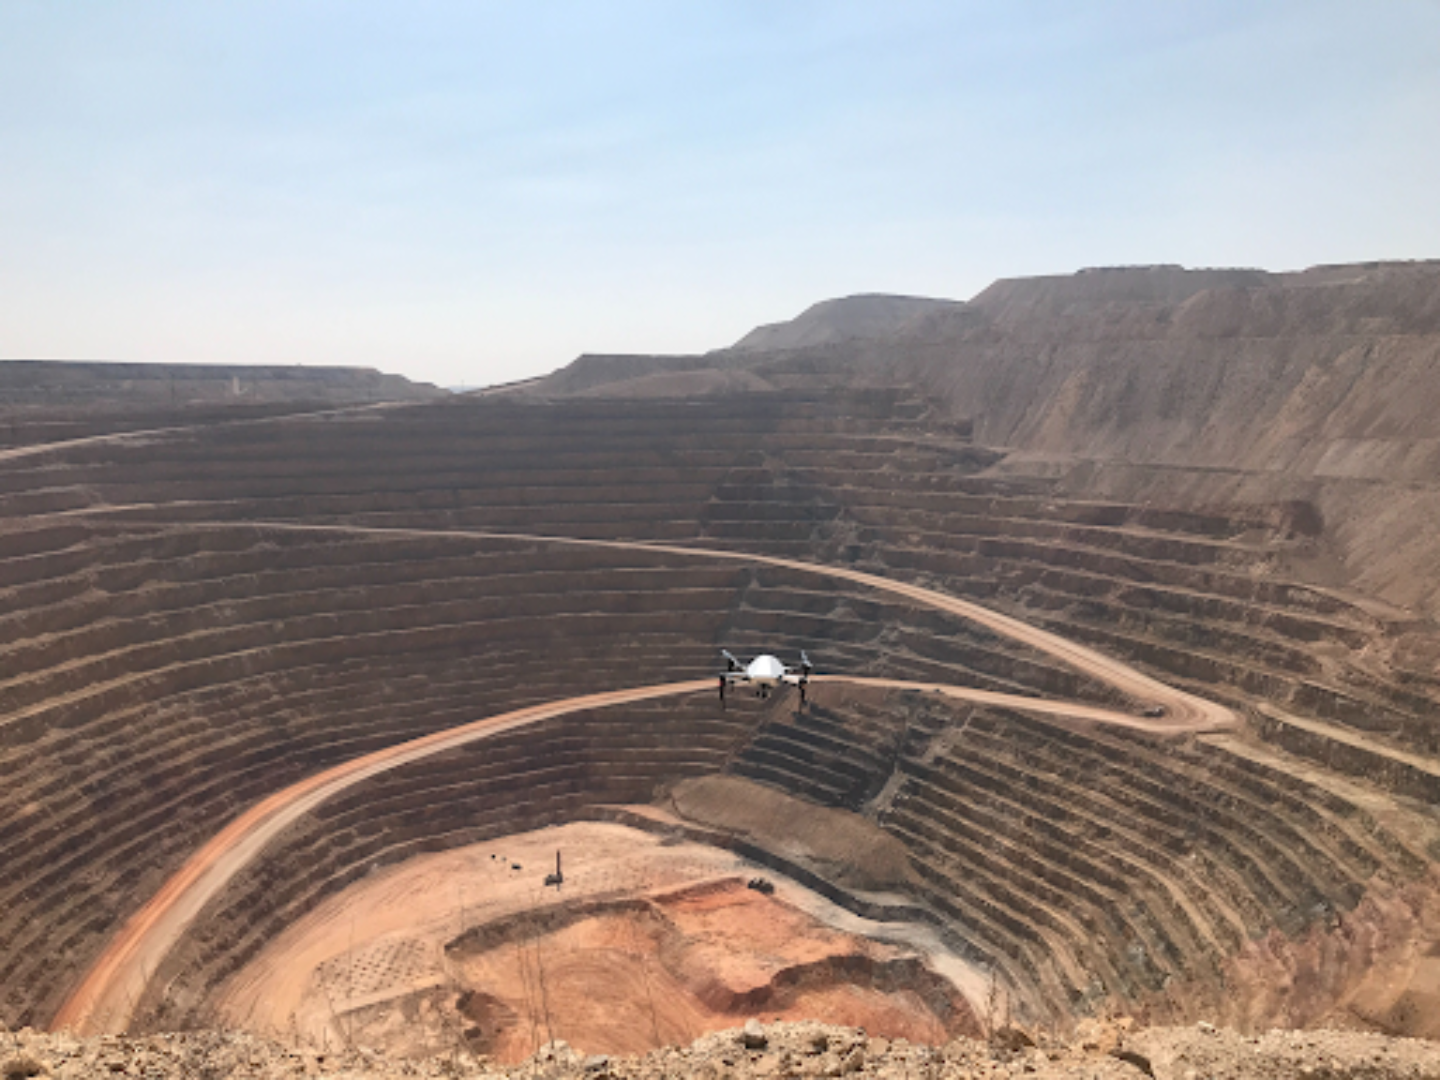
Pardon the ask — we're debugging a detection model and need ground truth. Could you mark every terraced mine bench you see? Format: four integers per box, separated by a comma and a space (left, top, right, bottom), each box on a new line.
2, 388, 1437, 1039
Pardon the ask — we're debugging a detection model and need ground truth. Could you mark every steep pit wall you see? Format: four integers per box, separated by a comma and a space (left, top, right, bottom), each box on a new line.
718, 684, 1437, 1031
2, 510, 1099, 1029
4, 386, 1439, 1039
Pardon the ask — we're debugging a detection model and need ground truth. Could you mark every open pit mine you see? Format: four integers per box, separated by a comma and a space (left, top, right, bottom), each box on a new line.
6, 262, 1440, 1079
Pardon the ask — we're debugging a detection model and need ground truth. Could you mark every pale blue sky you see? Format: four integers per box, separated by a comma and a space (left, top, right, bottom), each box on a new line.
2, 2, 1438, 386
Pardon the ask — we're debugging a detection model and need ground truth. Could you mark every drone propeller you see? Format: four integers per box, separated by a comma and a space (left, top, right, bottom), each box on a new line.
800, 650, 813, 675
721, 648, 740, 672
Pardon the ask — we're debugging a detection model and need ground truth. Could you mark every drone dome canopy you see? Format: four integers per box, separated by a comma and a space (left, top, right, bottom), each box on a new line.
746, 654, 787, 680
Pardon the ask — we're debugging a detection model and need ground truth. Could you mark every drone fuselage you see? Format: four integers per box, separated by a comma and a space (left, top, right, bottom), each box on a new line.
742, 653, 787, 688
719, 651, 811, 703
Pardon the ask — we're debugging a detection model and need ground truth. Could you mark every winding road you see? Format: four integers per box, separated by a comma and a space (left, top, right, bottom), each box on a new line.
0, 401, 415, 465
52, 521, 1237, 1035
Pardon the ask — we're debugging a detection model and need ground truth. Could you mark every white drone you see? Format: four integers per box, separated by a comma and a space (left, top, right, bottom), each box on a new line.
719, 649, 813, 704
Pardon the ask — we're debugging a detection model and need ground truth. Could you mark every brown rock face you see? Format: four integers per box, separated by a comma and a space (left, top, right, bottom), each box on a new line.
532, 261, 1440, 611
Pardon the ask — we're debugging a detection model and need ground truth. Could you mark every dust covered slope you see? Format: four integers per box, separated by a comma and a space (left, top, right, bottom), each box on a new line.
898, 261, 1440, 472
534, 261, 1440, 473
734, 293, 969, 353
526, 260, 1440, 612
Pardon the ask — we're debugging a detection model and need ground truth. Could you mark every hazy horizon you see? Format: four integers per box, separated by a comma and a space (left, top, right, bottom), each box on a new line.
3, 2, 1438, 388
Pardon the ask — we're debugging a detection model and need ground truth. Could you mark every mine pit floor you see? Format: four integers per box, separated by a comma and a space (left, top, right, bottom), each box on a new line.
215, 820, 980, 1062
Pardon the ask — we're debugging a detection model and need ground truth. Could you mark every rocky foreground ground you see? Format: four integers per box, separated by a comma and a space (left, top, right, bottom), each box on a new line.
5, 1020, 1440, 1080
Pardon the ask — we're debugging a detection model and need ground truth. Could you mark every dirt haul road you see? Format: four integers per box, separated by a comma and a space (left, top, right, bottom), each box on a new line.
54, 521, 1237, 1035
0, 400, 418, 464
72, 516, 1240, 731
51, 682, 711, 1035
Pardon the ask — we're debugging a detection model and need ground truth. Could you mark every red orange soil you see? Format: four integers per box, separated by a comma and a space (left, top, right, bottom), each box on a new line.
51, 682, 711, 1036
53, 523, 1238, 1038
213, 822, 976, 1062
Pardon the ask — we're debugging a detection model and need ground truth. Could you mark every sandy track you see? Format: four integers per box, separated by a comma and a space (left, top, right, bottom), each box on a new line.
813, 676, 1219, 732
51, 681, 709, 1035
53, 519, 1236, 1035
0, 400, 415, 465
55, 673, 1222, 1036
69, 515, 1239, 730
453, 527, 1236, 729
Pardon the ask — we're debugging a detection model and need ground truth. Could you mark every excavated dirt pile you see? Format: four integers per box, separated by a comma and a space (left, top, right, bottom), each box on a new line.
7, 1020, 1440, 1080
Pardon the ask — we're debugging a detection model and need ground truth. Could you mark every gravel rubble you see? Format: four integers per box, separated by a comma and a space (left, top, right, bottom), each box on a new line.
3, 1020, 1438, 1080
